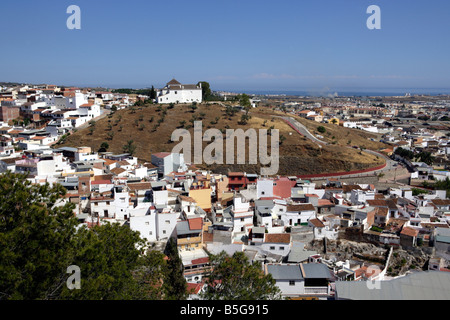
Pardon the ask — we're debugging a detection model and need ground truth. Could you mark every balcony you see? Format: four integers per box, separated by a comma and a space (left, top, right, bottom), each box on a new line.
304, 286, 329, 295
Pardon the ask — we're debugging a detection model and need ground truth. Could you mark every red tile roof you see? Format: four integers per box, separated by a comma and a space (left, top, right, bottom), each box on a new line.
305, 194, 319, 198
287, 204, 315, 212
309, 218, 325, 228
91, 180, 112, 185
188, 217, 203, 230
228, 172, 245, 176
401, 226, 419, 237
111, 167, 126, 175
317, 199, 334, 207
127, 182, 151, 190
152, 152, 171, 158
431, 199, 450, 206
191, 257, 209, 265
264, 233, 291, 244
273, 177, 296, 199
187, 282, 204, 295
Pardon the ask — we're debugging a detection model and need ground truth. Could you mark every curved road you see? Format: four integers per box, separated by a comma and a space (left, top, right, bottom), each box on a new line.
280, 116, 399, 178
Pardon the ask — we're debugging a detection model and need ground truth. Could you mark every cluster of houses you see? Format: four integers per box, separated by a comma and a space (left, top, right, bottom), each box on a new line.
2, 83, 450, 299
0, 84, 128, 155
0, 79, 205, 157
285, 96, 450, 139
1, 140, 449, 299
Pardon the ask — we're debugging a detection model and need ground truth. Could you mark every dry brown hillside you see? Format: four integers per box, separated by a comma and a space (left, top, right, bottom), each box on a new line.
57, 103, 389, 176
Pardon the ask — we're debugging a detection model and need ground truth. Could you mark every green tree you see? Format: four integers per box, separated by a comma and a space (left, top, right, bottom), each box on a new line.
417, 151, 435, 166
163, 238, 187, 300
99, 142, 109, 152
132, 249, 168, 300
432, 177, 450, 197
123, 140, 137, 156
279, 134, 286, 145
412, 188, 429, 196
59, 223, 147, 300
394, 147, 415, 160
0, 172, 79, 300
239, 94, 252, 114
317, 126, 326, 134
0, 172, 172, 300
200, 251, 282, 300
149, 86, 157, 100
197, 81, 211, 101
239, 114, 250, 125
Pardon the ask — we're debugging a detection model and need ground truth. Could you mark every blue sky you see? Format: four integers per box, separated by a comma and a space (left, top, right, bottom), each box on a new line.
1, 0, 450, 93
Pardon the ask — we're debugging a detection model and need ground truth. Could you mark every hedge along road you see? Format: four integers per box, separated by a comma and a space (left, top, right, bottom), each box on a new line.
280, 116, 398, 178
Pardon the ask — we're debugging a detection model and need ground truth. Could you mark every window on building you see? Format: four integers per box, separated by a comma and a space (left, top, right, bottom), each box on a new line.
289, 280, 295, 286
270, 246, 275, 250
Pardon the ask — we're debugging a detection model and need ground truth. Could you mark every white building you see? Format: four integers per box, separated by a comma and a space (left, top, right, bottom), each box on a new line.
257, 179, 274, 199
282, 204, 316, 227
114, 189, 131, 220
350, 189, 376, 205
231, 196, 254, 236
265, 263, 334, 298
51, 92, 88, 109
151, 152, 186, 176
74, 146, 99, 162
78, 103, 101, 119
156, 79, 202, 104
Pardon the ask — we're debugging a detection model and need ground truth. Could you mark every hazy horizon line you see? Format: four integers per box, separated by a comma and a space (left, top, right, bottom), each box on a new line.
2, 80, 450, 96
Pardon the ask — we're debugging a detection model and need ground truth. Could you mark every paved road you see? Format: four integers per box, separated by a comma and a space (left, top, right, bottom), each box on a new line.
281, 116, 401, 178
281, 116, 327, 147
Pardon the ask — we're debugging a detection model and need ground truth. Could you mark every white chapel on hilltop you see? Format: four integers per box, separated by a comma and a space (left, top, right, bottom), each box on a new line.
155, 78, 202, 104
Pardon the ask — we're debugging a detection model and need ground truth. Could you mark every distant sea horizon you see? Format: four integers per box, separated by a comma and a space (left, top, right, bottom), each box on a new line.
3, 81, 450, 98
219, 88, 450, 98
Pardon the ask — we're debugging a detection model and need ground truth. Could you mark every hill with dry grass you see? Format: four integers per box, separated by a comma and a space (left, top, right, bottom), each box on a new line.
57, 103, 389, 176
